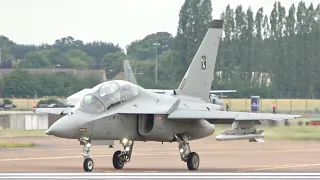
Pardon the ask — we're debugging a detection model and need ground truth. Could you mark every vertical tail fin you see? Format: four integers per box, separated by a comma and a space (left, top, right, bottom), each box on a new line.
177, 19, 223, 101
123, 60, 138, 85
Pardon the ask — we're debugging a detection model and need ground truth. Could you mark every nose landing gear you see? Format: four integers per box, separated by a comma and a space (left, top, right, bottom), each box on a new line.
80, 137, 94, 172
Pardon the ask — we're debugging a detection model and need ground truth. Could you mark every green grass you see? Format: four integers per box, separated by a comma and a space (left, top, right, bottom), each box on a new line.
0, 130, 47, 137
263, 126, 320, 141
213, 124, 320, 141
0, 130, 44, 148
0, 141, 35, 148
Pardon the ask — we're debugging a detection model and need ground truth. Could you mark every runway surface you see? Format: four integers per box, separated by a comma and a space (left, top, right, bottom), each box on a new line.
0, 136, 320, 173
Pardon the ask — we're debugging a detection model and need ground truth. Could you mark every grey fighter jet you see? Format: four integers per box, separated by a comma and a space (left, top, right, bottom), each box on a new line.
37, 19, 301, 172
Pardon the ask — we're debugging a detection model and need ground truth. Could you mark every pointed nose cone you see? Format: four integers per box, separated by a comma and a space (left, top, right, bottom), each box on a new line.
46, 115, 78, 139
45, 129, 52, 135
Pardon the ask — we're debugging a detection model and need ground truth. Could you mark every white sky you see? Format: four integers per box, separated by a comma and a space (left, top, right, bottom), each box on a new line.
0, 0, 318, 49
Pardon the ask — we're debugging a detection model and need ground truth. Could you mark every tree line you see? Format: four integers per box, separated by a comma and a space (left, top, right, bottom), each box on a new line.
0, 70, 102, 98
0, 0, 319, 98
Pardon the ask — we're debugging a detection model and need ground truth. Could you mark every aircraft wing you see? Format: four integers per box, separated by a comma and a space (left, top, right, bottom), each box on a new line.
67, 89, 92, 106
149, 89, 238, 95
148, 89, 172, 94
167, 109, 301, 121
34, 108, 72, 115
210, 90, 237, 94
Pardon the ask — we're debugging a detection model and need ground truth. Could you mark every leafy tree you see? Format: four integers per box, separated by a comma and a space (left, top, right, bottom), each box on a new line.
3, 99, 12, 104
19, 51, 52, 68
126, 32, 173, 60
102, 51, 127, 78
1, 69, 102, 98
46, 48, 73, 68
0, 77, 4, 97
37, 98, 60, 105
0, 36, 15, 68
67, 49, 93, 69
84, 41, 123, 69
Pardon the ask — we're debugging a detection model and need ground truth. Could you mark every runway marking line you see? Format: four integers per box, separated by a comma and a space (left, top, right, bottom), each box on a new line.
1, 150, 317, 173
101, 164, 318, 173
1, 152, 317, 173
215, 163, 306, 169
103, 170, 159, 172
237, 163, 320, 172
2, 148, 320, 162
0, 152, 191, 162
19, 147, 320, 154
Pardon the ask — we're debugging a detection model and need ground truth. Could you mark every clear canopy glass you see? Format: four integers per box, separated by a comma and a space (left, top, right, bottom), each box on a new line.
79, 94, 105, 114
77, 80, 139, 114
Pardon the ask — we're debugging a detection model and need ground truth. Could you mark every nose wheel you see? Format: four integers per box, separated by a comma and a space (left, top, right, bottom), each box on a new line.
80, 137, 94, 172
83, 158, 94, 172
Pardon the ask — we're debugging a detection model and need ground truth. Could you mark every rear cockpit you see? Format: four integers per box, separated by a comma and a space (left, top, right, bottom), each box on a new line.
77, 80, 140, 114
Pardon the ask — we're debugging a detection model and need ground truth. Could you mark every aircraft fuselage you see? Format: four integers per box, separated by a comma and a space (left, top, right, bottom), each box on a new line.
48, 101, 217, 142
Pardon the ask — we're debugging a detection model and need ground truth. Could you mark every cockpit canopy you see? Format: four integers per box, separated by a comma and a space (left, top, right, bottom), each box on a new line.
78, 80, 140, 114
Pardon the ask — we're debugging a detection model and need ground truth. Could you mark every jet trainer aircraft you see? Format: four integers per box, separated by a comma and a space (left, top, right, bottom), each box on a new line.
37, 19, 301, 172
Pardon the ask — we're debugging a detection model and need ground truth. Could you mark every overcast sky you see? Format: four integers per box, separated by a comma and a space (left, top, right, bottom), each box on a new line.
0, 0, 318, 49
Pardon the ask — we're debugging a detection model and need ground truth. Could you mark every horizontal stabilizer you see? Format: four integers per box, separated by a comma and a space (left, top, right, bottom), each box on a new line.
149, 89, 237, 95
34, 108, 71, 115
167, 109, 301, 121
210, 90, 237, 94
215, 129, 264, 142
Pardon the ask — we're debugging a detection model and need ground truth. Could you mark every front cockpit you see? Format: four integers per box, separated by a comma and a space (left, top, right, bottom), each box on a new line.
76, 80, 140, 114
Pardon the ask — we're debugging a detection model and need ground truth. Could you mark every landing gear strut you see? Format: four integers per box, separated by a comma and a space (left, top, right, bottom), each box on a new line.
112, 138, 134, 169
80, 137, 94, 172
175, 135, 199, 170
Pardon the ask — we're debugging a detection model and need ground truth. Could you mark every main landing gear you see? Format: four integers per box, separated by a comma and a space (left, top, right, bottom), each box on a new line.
79, 136, 198, 172
112, 138, 134, 169
80, 137, 94, 172
175, 134, 200, 170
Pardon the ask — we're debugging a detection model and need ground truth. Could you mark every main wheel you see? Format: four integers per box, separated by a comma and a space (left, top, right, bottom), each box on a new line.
83, 158, 94, 172
187, 152, 199, 170
113, 150, 124, 169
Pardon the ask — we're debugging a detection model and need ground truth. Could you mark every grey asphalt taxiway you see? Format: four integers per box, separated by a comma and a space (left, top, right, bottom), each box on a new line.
0, 136, 320, 173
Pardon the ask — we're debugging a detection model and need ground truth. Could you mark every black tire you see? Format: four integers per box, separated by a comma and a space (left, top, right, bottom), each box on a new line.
187, 152, 199, 170
83, 158, 94, 172
113, 150, 124, 169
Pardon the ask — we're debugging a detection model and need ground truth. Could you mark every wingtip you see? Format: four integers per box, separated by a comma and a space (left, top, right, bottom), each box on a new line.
211, 19, 224, 29
298, 114, 308, 118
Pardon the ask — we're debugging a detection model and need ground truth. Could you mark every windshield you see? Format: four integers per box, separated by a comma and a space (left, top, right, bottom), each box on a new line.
77, 80, 140, 114
79, 94, 105, 114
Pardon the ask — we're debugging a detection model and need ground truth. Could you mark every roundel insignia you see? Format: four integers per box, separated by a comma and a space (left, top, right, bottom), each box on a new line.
201, 56, 207, 70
